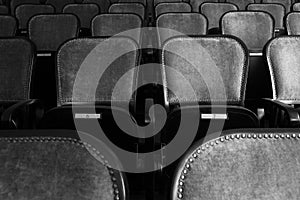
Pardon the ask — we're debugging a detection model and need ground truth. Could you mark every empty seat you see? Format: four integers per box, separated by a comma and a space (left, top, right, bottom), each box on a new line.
293, 2, 300, 10
161, 36, 258, 142
92, 14, 142, 44
156, 13, 207, 45
155, 2, 191, 18
15, 4, 55, 33
109, 3, 145, 19
200, 2, 238, 33
172, 129, 300, 200
189, 0, 218, 12
46, 0, 75, 12
83, 0, 110, 13
63, 3, 99, 29
0, 16, 17, 36
226, 0, 255, 10
262, 0, 292, 12
154, 0, 181, 7
10, 0, 41, 15
286, 12, 300, 35
118, 0, 146, 6
0, 5, 8, 14
0, 129, 127, 200
247, 3, 285, 33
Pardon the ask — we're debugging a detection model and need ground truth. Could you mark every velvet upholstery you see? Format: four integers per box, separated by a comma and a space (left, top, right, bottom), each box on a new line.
83, 0, 110, 13
265, 36, 300, 103
154, 0, 181, 7
56, 37, 139, 106
0, 16, 17, 36
0, 131, 125, 200
293, 2, 300, 11
247, 3, 285, 30
109, 3, 145, 20
46, 0, 75, 12
200, 2, 238, 30
0, 5, 8, 14
63, 4, 99, 28
0, 38, 34, 101
155, 2, 191, 18
286, 12, 300, 35
118, 0, 146, 6
28, 14, 79, 51
189, 0, 218, 12
226, 0, 254, 10
15, 4, 55, 30
262, 0, 292, 12
91, 14, 142, 44
172, 129, 300, 200
157, 13, 207, 46
162, 36, 248, 105
10, 0, 40, 15
221, 11, 274, 52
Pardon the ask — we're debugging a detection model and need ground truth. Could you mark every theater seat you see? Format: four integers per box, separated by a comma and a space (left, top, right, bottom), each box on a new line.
0, 129, 127, 200
83, 0, 110, 13
155, 2, 191, 18
286, 12, 300, 35
46, 0, 75, 12
172, 129, 300, 200
0, 5, 8, 14
0, 16, 17, 36
154, 0, 181, 7
118, 0, 146, 6
0, 38, 43, 129
109, 3, 145, 20
262, 0, 292, 13
293, 2, 300, 10
10, 0, 41, 15
189, 0, 218, 12
226, 0, 254, 10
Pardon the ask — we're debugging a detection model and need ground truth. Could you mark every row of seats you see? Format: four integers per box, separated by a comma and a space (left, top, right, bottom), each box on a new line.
0, 128, 299, 199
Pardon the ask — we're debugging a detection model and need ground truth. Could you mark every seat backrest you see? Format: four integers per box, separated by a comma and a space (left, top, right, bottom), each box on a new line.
46, 0, 75, 12
262, 0, 292, 12
0, 38, 34, 102
0, 5, 8, 14
226, 0, 254, 10
265, 36, 300, 103
247, 3, 285, 30
15, 4, 55, 30
118, 0, 146, 6
154, 0, 181, 7
157, 13, 207, 46
28, 14, 79, 51
221, 11, 274, 52
0, 16, 17, 36
10, 0, 41, 15
286, 12, 300, 35
56, 37, 139, 106
91, 14, 142, 44
200, 2, 238, 30
83, 0, 110, 13
293, 2, 300, 11
0, 130, 127, 200
189, 0, 218, 12
109, 3, 144, 19
155, 2, 191, 18
172, 129, 300, 200
63, 3, 99, 28
161, 36, 248, 106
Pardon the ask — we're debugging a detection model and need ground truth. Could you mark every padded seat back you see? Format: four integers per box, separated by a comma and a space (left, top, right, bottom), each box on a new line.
189, 0, 218, 12
172, 129, 300, 200
0, 38, 34, 102
0, 16, 17, 36
154, 0, 181, 7
0, 5, 8, 14
262, 0, 292, 12
10, 0, 41, 15
265, 36, 300, 103
293, 2, 300, 11
109, 3, 144, 19
118, 0, 146, 6
226, 0, 254, 10
83, 0, 110, 13
286, 12, 300, 35
28, 14, 79, 51
46, 0, 75, 12
155, 2, 191, 18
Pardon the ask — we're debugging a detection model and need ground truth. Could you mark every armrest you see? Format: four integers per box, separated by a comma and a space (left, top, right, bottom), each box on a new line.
1, 99, 44, 129
245, 98, 300, 128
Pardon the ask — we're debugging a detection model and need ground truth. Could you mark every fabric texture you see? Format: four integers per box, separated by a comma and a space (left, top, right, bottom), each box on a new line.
247, 3, 285, 29
119, 0, 146, 6
286, 12, 300, 35
226, 0, 254, 10
56, 37, 138, 106
200, 2, 238, 30
157, 13, 207, 46
0, 16, 17, 36
63, 3, 99, 28
221, 11, 274, 52
0, 5, 8, 14
266, 36, 300, 102
83, 0, 110, 13
46, 0, 75, 12
91, 14, 141, 44
10, 0, 40, 15
109, 3, 145, 20
190, 0, 218, 12
293, 2, 300, 11
173, 130, 300, 200
15, 4, 55, 30
0, 137, 118, 200
262, 0, 291, 12
0, 38, 34, 101
154, 0, 181, 6
155, 2, 191, 18
162, 36, 248, 105
28, 14, 79, 51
